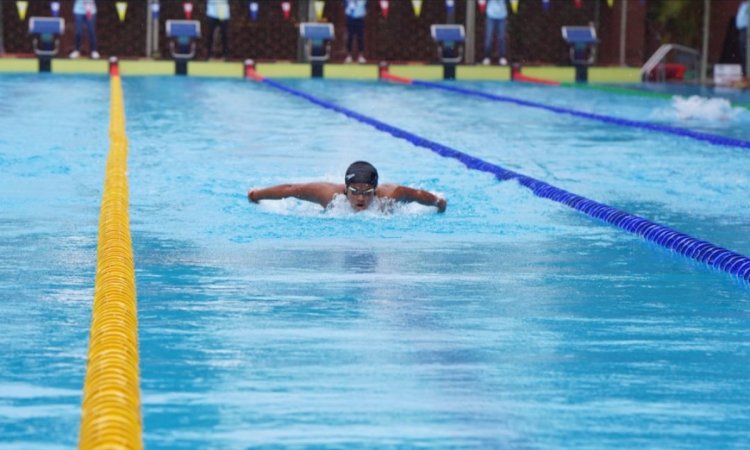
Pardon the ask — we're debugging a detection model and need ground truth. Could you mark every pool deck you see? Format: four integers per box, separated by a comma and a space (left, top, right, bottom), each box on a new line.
0, 57, 641, 83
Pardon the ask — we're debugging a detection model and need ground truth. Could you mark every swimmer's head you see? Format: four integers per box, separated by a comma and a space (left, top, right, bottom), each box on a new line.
344, 161, 378, 211
345, 161, 378, 187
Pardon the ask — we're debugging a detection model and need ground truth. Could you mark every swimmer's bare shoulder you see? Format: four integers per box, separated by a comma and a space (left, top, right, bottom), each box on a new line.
248, 182, 344, 208
377, 184, 447, 213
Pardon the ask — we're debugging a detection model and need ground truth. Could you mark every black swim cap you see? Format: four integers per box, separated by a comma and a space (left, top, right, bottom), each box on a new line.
345, 161, 378, 187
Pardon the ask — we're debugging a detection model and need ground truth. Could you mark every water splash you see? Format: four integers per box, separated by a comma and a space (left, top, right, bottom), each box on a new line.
669, 95, 743, 122
256, 192, 437, 218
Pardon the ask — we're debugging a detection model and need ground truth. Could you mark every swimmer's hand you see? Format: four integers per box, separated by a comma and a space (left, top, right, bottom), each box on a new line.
248, 189, 259, 203
436, 197, 447, 213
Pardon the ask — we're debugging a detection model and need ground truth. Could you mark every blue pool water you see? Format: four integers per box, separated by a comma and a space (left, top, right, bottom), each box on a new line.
630, 81, 750, 106
1, 74, 750, 449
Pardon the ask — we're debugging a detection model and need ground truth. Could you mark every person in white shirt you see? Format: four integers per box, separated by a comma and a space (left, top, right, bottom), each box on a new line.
206, 0, 231, 59
69, 0, 99, 59
483, 0, 508, 66
344, 0, 367, 63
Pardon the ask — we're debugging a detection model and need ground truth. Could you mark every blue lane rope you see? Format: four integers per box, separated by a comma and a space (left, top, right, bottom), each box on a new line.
411, 80, 750, 150
260, 78, 750, 283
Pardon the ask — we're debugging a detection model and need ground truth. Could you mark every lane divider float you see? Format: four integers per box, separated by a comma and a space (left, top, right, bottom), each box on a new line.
379, 67, 750, 150
245, 75, 750, 284
244, 59, 265, 82
378, 62, 413, 85
79, 58, 143, 449
510, 64, 561, 86
412, 79, 750, 150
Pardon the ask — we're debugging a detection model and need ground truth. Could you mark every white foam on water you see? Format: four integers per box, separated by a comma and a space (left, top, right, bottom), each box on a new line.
664, 95, 744, 122
256, 191, 439, 218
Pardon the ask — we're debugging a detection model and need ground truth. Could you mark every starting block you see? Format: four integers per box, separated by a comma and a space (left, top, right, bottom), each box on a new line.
29, 17, 65, 72
166, 20, 201, 75
299, 22, 334, 78
561, 25, 598, 83
430, 24, 465, 80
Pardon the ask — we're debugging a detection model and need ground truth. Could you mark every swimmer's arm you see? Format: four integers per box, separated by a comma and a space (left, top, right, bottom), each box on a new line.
248, 182, 341, 208
381, 184, 447, 213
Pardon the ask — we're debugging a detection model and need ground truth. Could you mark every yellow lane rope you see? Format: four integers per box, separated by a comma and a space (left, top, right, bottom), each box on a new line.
78, 73, 142, 449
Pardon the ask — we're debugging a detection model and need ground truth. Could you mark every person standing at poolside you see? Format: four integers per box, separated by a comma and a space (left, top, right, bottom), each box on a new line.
482, 0, 508, 66
738, 0, 749, 76
69, 0, 99, 59
206, 0, 231, 60
248, 161, 446, 213
343, 0, 367, 64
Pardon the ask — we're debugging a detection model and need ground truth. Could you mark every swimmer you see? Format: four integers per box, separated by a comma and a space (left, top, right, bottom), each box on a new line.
248, 161, 447, 213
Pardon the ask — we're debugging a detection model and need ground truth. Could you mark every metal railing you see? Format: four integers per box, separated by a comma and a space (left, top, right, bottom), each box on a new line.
641, 43, 701, 82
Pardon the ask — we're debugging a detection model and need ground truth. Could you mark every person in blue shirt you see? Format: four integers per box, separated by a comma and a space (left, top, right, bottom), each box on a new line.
344, 0, 367, 63
483, 0, 508, 66
69, 0, 99, 59
206, 0, 230, 60
738, 0, 749, 75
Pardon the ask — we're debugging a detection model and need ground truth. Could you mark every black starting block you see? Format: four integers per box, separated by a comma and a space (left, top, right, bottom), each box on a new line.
166, 20, 201, 75
430, 24, 465, 80
561, 25, 598, 83
300, 22, 334, 78
29, 17, 65, 72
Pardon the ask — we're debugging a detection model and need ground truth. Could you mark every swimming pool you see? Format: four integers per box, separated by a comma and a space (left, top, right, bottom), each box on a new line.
2, 74, 749, 448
